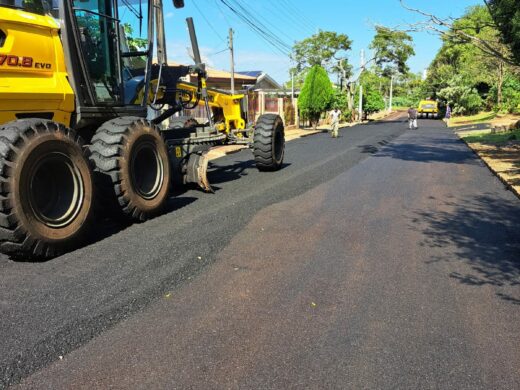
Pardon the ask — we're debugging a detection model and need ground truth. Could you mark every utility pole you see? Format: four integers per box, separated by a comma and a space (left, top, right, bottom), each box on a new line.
338, 59, 353, 114
358, 49, 364, 122
291, 69, 294, 101
338, 59, 347, 91
388, 74, 394, 113
229, 28, 235, 94
338, 59, 352, 111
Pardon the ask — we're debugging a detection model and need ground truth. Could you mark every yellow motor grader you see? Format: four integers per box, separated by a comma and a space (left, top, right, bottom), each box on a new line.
0, 0, 285, 258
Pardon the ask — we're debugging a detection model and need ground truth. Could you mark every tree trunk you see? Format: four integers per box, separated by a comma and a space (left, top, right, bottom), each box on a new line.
312, 119, 317, 130
497, 60, 504, 108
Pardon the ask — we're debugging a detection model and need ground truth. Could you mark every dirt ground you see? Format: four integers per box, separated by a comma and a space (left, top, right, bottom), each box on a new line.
460, 136, 520, 197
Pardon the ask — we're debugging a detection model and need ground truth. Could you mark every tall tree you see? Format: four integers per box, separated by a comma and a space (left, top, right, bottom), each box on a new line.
399, 0, 517, 67
354, 70, 386, 118
485, 0, 520, 65
298, 65, 334, 130
292, 30, 352, 73
369, 26, 415, 75
423, 5, 516, 110
368, 26, 415, 111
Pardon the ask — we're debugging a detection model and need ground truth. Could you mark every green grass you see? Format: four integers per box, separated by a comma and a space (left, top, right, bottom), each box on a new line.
462, 128, 520, 145
450, 111, 497, 126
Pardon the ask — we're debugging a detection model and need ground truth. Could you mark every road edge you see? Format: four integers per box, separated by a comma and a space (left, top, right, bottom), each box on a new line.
458, 136, 520, 200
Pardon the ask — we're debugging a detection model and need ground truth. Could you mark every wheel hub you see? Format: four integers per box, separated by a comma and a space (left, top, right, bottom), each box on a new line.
28, 152, 84, 228
130, 140, 164, 200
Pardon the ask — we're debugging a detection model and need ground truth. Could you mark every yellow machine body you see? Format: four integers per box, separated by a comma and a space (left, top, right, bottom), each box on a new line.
177, 82, 246, 132
0, 8, 74, 126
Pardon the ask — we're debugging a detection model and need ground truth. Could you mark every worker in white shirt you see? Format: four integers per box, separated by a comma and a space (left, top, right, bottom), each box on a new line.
329, 108, 341, 138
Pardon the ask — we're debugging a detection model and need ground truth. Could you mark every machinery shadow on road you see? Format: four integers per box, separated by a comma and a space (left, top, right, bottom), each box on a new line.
208, 159, 255, 186
7, 195, 199, 263
207, 160, 291, 188
370, 139, 480, 165
411, 194, 520, 305
367, 119, 407, 125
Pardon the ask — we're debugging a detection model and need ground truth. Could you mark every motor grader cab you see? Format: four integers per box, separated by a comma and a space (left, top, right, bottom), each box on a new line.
0, 0, 285, 259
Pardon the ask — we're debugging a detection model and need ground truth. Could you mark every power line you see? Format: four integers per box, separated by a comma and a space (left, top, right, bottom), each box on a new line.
269, 0, 316, 35
213, 0, 233, 28
233, 0, 299, 43
192, 0, 226, 43
226, 0, 292, 52
278, 0, 316, 32
206, 47, 229, 57
209, 0, 295, 73
218, 0, 292, 55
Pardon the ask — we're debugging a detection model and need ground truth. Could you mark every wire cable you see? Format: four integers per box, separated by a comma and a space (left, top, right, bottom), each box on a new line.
219, 0, 292, 55
192, 0, 226, 43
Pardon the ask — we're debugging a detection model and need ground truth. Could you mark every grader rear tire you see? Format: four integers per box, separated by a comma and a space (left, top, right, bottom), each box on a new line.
89, 117, 170, 221
253, 114, 285, 171
0, 119, 95, 259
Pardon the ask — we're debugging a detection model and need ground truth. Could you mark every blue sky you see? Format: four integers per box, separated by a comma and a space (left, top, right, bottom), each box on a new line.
161, 0, 483, 84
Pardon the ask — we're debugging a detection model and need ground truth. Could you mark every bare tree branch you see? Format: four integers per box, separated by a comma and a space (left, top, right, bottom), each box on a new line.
398, 0, 518, 68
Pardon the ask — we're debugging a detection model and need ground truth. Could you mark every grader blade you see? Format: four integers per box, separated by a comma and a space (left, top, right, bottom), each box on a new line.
185, 152, 214, 193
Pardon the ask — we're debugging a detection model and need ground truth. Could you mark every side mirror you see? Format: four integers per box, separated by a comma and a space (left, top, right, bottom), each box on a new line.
173, 0, 184, 8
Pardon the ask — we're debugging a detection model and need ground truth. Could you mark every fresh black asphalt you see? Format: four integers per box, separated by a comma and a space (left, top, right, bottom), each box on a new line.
2, 118, 520, 389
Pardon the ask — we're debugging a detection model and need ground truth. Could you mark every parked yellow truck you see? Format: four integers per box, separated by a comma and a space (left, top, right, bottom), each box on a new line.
418, 100, 439, 119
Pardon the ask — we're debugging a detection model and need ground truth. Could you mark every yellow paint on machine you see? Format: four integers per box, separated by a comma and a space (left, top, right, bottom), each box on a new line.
177, 81, 246, 132
0, 8, 74, 126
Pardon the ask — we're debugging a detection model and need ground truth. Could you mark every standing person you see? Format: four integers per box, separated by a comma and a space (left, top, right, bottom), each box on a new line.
329, 108, 341, 138
407, 106, 418, 130
445, 103, 451, 126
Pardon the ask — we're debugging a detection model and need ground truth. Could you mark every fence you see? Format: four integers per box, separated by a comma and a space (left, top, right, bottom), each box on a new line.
176, 91, 300, 127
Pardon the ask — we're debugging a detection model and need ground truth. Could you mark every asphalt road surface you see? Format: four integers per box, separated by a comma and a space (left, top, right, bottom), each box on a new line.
2, 118, 519, 389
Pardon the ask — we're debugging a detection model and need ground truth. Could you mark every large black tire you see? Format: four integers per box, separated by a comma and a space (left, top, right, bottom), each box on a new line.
0, 119, 95, 259
89, 117, 170, 221
253, 114, 285, 171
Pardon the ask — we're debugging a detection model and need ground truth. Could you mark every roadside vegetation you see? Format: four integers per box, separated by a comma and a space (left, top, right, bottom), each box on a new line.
290, 25, 415, 123
462, 128, 520, 144
450, 112, 498, 126
287, 2, 519, 125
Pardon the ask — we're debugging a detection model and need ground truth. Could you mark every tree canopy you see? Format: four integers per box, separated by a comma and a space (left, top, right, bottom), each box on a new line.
292, 30, 352, 72
386, 1, 520, 114
399, 0, 517, 67
354, 70, 386, 117
421, 5, 520, 114
369, 26, 415, 74
486, 0, 520, 65
298, 65, 334, 129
